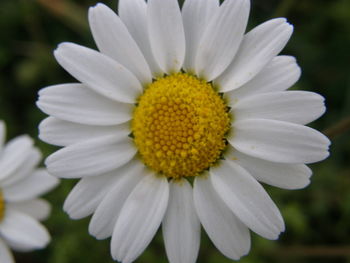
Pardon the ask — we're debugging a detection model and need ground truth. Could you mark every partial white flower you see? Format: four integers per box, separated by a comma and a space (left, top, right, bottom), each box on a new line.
0, 121, 59, 263
37, 1, 330, 263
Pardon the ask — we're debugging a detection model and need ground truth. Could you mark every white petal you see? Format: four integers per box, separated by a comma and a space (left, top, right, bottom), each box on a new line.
195, 0, 250, 80
0, 136, 34, 182
162, 179, 200, 263
226, 56, 301, 101
216, 18, 293, 92
45, 135, 136, 178
233, 91, 326, 125
226, 147, 312, 189
88, 160, 145, 240
8, 199, 51, 221
39, 117, 130, 147
89, 3, 152, 84
147, 0, 185, 73
54, 43, 142, 103
0, 208, 50, 251
0, 238, 14, 263
230, 119, 330, 164
118, 0, 162, 76
37, 84, 132, 126
182, 0, 219, 72
193, 175, 250, 260
111, 174, 169, 263
210, 160, 285, 240
63, 165, 130, 219
1, 147, 41, 188
3, 169, 59, 202
0, 120, 5, 150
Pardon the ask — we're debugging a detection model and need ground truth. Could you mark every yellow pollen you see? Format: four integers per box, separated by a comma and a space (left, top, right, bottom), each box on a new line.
132, 73, 230, 179
0, 189, 5, 222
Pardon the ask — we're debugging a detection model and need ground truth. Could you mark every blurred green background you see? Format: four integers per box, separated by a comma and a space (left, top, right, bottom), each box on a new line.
0, 0, 349, 262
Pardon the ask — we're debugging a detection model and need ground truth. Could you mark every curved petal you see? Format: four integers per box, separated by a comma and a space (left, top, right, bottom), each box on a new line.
111, 174, 169, 263
195, 0, 250, 80
54, 42, 142, 103
8, 199, 51, 221
118, 0, 162, 76
45, 135, 136, 178
0, 136, 33, 182
1, 147, 41, 188
37, 84, 132, 126
88, 160, 145, 240
63, 171, 119, 219
147, 0, 185, 73
193, 175, 250, 260
226, 56, 301, 101
227, 147, 312, 189
233, 91, 326, 125
3, 169, 59, 202
39, 117, 130, 147
0, 208, 50, 251
0, 238, 14, 263
89, 3, 152, 84
216, 18, 293, 92
0, 120, 5, 150
210, 160, 285, 240
229, 119, 330, 164
162, 179, 200, 263
182, 0, 219, 72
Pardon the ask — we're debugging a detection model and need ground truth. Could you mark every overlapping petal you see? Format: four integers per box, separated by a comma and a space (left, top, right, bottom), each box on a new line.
162, 180, 200, 263
147, 0, 186, 73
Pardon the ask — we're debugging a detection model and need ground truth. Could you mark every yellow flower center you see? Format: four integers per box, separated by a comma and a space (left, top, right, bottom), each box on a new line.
132, 73, 230, 179
0, 189, 5, 222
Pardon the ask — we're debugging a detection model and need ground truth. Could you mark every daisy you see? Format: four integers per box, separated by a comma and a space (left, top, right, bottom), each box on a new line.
37, 0, 330, 262
0, 120, 59, 263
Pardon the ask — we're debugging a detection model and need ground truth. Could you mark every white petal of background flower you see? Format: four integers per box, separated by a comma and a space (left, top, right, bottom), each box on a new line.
182, 0, 219, 72
45, 135, 136, 178
227, 147, 312, 189
210, 160, 285, 240
3, 169, 58, 202
118, 0, 162, 76
147, 0, 186, 74
63, 171, 118, 219
0, 208, 50, 251
39, 117, 130, 147
194, 0, 250, 80
162, 180, 201, 263
230, 119, 330, 164
194, 175, 250, 260
54, 43, 142, 103
0, 120, 5, 150
226, 56, 301, 102
216, 18, 293, 92
111, 174, 169, 263
233, 91, 326, 125
0, 135, 33, 182
89, 3, 152, 84
88, 160, 145, 240
37, 84, 132, 126
0, 238, 14, 263
8, 199, 51, 221
0, 147, 41, 188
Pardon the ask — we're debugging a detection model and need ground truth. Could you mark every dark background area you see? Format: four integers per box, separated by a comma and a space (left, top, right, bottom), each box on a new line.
0, 0, 349, 262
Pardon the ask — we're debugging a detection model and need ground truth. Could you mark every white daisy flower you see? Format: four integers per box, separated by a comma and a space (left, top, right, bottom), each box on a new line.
37, 0, 330, 262
0, 121, 59, 263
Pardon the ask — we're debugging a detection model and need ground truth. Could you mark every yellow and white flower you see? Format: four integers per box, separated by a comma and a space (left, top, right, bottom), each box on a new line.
0, 121, 59, 263
37, 0, 330, 262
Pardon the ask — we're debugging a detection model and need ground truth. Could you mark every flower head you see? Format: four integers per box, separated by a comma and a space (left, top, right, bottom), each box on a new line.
37, 0, 330, 262
0, 121, 59, 263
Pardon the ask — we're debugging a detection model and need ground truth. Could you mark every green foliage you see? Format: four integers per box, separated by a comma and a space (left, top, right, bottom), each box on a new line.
0, 0, 349, 262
